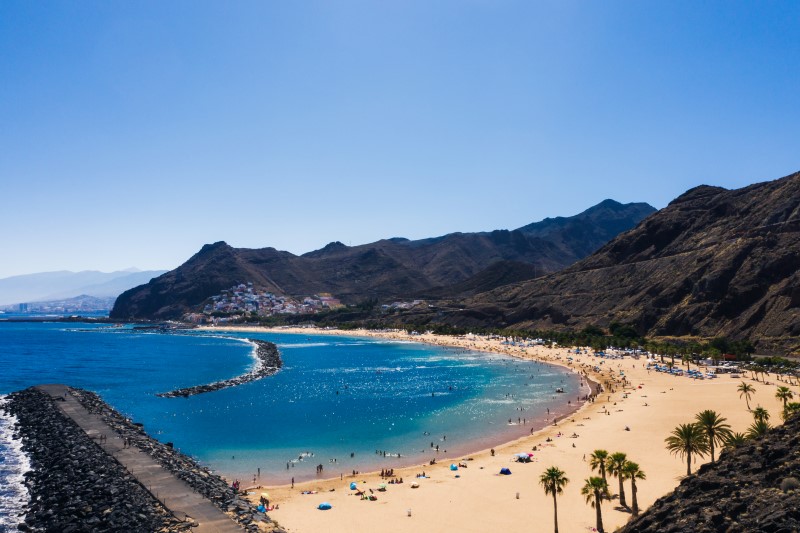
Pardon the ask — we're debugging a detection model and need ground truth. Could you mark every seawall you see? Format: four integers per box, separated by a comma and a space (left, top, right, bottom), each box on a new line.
158, 340, 282, 398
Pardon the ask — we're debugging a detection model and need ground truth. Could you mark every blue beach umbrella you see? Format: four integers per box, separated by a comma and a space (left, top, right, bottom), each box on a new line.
350, 482, 357, 490
450, 464, 458, 471
318, 502, 332, 510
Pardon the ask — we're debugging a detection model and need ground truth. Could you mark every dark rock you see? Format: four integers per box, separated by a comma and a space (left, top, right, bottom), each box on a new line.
619, 413, 800, 532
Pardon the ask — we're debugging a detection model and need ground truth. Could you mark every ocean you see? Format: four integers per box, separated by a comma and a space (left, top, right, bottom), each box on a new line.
0, 322, 583, 527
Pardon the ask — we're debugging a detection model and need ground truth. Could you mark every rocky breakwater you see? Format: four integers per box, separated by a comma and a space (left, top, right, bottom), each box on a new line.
620, 413, 800, 532
69, 388, 285, 533
158, 340, 282, 398
2, 387, 188, 532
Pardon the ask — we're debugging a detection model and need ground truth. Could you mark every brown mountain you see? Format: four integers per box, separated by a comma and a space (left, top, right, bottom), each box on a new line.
110, 200, 654, 319
443, 171, 800, 353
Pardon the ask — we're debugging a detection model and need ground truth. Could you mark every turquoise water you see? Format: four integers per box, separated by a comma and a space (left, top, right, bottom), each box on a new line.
0, 322, 584, 487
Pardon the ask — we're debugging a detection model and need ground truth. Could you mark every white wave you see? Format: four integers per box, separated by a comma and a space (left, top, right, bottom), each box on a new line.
0, 396, 31, 531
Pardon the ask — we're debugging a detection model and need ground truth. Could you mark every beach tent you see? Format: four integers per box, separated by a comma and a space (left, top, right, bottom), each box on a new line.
318, 502, 332, 510
450, 464, 458, 471
349, 482, 357, 490
499, 467, 512, 475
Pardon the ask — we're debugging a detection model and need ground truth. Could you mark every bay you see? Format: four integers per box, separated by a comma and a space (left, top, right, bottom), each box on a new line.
0, 322, 583, 486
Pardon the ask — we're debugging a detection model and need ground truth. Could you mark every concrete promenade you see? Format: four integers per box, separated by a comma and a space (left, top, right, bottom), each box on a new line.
37, 384, 243, 533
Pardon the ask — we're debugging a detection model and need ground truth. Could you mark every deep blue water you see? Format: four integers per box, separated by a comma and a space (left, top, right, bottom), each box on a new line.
0, 323, 583, 492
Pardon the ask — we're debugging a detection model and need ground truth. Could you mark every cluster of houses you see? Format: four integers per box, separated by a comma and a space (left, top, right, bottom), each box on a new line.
381, 300, 425, 311
183, 282, 342, 323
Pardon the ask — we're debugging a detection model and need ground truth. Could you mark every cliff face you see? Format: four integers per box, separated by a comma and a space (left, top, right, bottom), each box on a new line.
453, 171, 800, 352
619, 414, 800, 532
110, 200, 654, 319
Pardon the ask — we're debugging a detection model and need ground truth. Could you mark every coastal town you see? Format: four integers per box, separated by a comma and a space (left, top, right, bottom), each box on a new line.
183, 283, 343, 324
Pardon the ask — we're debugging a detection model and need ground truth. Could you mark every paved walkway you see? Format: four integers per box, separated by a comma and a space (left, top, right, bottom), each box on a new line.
37, 384, 243, 533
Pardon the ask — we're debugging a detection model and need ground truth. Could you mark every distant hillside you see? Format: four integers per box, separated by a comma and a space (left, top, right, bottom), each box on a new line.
0, 295, 117, 314
110, 200, 655, 319
0, 269, 168, 306
432, 171, 800, 353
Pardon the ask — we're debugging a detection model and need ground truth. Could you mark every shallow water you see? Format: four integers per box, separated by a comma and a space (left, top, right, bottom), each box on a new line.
0, 323, 584, 488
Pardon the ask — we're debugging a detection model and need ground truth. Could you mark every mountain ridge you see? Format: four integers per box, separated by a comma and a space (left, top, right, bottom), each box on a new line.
430, 171, 800, 352
111, 200, 655, 319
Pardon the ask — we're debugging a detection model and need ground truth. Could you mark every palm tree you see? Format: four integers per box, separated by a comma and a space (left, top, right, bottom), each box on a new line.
589, 449, 609, 487
695, 410, 732, 463
723, 432, 747, 450
775, 386, 794, 411
606, 452, 628, 507
737, 382, 755, 410
539, 467, 569, 533
752, 406, 770, 424
785, 402, 800, 420
581, 477, 608, 533
621, 461, 646, 516
747, 419, 771, 439
665, 423, 709, 476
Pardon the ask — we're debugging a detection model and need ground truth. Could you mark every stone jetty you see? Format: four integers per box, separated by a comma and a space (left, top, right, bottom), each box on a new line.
4, 387, 185, 532
158, 340, 282, 398
2, 385, 286, 532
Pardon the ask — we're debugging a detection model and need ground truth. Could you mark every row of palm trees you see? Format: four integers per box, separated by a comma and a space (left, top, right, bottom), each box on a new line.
665, 405, 787, 478
539, 450, 645, 533
738, 381, 799, 420
537, 387, 800, 533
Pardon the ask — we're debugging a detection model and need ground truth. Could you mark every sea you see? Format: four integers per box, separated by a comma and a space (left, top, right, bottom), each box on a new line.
0, 322, 584, 529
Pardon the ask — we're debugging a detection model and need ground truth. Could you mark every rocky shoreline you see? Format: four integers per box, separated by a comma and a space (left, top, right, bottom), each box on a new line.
158, 340, 282, 398
2, 386, 286, 532
68, 387, 285, 532
2, 387, 186, 532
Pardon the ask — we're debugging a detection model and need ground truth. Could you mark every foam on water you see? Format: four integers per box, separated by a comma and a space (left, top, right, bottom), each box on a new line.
0, 396, 31, 531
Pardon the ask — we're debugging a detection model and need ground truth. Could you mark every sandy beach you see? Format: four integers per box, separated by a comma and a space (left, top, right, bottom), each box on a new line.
203, 326, 795, 532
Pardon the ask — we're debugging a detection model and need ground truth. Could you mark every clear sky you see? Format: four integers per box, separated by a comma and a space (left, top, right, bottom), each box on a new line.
1, 1, 798, 278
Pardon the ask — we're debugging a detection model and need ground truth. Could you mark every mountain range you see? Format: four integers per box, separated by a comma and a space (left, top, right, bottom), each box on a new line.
420, 171, 800, 353
110, 200, 655, 319
0, 269, 168, 307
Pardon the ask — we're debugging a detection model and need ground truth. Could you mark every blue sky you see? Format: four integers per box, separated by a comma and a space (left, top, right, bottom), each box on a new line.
1, 1, 798, 277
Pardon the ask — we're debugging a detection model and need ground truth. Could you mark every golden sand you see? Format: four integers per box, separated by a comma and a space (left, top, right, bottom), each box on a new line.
202, 326, 794, 533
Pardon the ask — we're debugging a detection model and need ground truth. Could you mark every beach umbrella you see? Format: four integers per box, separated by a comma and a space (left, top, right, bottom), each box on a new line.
260, 492, 270, 499
378, 483, 387, 489
318, 502, 332, 510
349, 482, 357, 490
450, 464, 458, 471
410, 482, 420, 488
